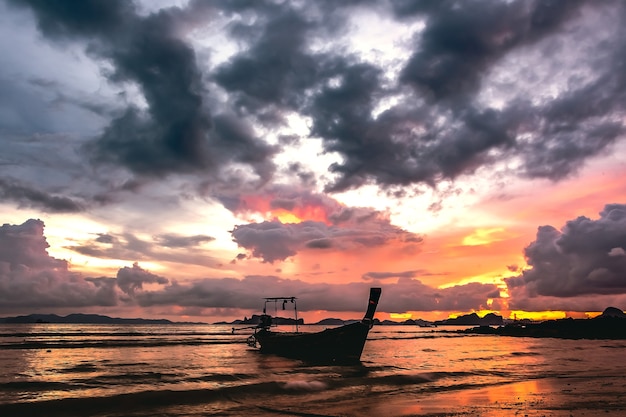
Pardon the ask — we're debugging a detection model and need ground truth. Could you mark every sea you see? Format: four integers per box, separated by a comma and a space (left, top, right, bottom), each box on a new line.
1, 323, 626, 417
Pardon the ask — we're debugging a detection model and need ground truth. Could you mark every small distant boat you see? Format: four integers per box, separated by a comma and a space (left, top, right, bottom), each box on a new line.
247, 288, 382, 364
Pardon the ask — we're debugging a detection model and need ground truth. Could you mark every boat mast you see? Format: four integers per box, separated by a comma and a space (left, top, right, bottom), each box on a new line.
294, 299, 298, 333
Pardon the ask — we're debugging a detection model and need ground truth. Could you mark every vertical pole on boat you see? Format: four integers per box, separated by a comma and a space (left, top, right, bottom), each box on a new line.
363, 288, 382, 325
293, 297, 299, 333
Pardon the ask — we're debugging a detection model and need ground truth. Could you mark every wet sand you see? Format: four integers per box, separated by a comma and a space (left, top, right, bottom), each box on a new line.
298, 376, 626, 417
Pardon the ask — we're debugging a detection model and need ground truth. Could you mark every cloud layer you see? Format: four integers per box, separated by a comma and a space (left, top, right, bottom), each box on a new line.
0, 219, 494, 316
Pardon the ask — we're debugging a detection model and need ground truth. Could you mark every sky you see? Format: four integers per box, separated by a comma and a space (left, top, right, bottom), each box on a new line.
0, 0, 625, 323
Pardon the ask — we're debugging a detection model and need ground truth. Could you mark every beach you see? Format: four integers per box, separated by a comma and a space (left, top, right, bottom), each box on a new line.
1, 324, 626, 416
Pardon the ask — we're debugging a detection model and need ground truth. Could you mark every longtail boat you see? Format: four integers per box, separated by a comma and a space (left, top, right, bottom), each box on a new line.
247, 288, 381, 364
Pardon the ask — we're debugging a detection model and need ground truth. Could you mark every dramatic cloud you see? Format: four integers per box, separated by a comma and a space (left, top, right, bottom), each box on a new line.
506, 204, 626, 309
0, 219, 117, 311
231, 212, 422, 263
5, 0, 626, 196
9, 0, 277, 185
397, 0, 584, 100
224, 187, 422, 262
0, 178, 84, 213
211, 0, 626, 192
117, 262, 168, 296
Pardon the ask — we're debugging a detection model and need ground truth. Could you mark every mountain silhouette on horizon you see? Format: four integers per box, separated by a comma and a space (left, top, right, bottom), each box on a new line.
0, 313, 204, 325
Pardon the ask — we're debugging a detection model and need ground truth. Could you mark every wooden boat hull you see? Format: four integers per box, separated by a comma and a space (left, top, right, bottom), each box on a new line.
253, 321, 373, 364
249, 288, 381, 364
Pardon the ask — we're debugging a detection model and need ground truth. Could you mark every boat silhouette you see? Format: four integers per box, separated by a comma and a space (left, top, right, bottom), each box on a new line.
247, 288, 382, 364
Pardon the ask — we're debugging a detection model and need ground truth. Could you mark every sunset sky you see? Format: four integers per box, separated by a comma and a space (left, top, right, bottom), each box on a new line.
1, 0, 625, 323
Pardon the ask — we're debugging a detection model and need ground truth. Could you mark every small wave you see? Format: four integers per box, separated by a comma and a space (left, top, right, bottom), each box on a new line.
510, 351, 541, 357
374, 373, 433, 386
90, 371, 181, 383
58, 363, 99, 373
283, 380, 327, 391
187, 373, 254, 383
601, 343, 626, 349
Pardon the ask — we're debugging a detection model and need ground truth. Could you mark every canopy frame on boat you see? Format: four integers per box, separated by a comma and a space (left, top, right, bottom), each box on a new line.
263, 296, 299, 332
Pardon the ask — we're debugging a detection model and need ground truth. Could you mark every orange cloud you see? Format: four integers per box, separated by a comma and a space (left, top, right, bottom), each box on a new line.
233, 189, 337, 224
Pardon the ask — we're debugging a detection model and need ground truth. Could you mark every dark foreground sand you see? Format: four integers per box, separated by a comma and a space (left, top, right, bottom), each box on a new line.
388, 377, 626, 416
240, 376, 626, 417
323, 376, 626, 417
3, 375, 625, 417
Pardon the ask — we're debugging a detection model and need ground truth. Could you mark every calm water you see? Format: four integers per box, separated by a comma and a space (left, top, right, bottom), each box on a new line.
1, 323, 625, 416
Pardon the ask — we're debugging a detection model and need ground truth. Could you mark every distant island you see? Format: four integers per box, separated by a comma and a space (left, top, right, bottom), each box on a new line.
221, 311, 505, 327
0, 313, 205, 325
5, 308, 623, 334
462, 307, 626, 339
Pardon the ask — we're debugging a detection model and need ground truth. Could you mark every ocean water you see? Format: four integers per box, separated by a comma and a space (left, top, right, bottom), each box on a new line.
1, 323, 625, 416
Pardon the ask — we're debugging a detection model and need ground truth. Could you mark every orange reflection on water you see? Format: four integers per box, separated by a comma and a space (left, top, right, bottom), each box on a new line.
394, 379, 546, 416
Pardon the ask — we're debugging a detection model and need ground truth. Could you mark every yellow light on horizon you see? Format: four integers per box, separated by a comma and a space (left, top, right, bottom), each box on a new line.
390, 312, 413, 320
509, 310, 567, 321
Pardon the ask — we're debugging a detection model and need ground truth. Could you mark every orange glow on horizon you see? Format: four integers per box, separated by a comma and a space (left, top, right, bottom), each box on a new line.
509, 310, 567, 321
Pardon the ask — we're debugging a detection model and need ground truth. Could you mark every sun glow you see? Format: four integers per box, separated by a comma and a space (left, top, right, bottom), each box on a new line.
510, 310, 567, 321
390, 312, 413, 320
238, 194, 334, 224
462, 228, 506, 246
274, 210, 303, 224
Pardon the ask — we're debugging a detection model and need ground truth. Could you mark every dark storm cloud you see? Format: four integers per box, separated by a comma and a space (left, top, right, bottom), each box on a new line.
506, 204, 626, 307
0, 178, 84, 213
318, 0, 624, 191
398, 0, 584, 101
6, 0, 625, 201
214, 7, 318, 113
10, 0, 277, 184
211, 0, 626, 193
0, 219, 118, 311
